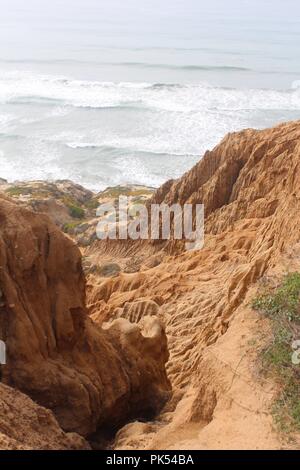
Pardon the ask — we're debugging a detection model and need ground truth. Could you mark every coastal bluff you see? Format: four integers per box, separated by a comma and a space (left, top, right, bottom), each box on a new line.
0, 194, 170, 441
0, 120, 300, 449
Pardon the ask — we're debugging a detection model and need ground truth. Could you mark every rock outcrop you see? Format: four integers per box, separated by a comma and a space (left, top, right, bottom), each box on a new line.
87, 120, 300, 449
2, 181, 155, 247
0, 383, 90, 450
0, 195, 170, 438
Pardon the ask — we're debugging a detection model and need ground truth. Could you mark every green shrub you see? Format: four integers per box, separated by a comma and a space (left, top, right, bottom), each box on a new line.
68, 204, 85, 219
84, 198, 99, 210
62, 221, 81, 233
5, 186, 31, 197
252, 272, 300, 322
252, 273, 300, 432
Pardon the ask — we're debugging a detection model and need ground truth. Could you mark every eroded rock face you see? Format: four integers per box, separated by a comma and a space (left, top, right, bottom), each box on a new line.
0, 383, 90, 450
0, 195, 170, 437
86, 121, 300, 449
150, 120, 300, 249
2, 120, 300, 450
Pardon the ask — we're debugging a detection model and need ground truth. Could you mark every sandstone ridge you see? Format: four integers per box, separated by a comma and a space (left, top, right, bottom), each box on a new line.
1, 120, 300, 449
0, 195, 170, 439
87, 120, 300, 449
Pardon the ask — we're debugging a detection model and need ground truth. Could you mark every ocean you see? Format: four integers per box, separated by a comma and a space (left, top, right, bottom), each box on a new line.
0, 0, 300, 190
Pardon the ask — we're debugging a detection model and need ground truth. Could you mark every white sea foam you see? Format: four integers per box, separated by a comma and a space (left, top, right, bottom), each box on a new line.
0, 70, 300, 190
0, 71, 300, 112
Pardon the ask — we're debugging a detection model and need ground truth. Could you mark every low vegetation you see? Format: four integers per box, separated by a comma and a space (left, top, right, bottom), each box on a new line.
252, 272, 300, 432
62, 221, 82, 234
100, 185, 154, 199
60, 195, 86, 219
5, 186, 34, 197
84, 197, 100, 211
67, 204, 85, 219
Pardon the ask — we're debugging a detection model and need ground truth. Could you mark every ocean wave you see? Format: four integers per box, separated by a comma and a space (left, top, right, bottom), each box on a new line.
0, 132, 25, 141
0, 58, 290, 74
0, 113, 16, 128
107, 62, 252, 72
8, 96, 66, 106
65, 142, 198, 157
0, 131, 199, 158
0, 58, 251, 72
0, 87, 300, 113
0, 72, 299, 116
7, 97, 148, 110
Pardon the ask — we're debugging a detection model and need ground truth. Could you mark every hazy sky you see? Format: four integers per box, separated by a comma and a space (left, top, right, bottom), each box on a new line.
0, 0, 299, 87
1, 0, 300, 56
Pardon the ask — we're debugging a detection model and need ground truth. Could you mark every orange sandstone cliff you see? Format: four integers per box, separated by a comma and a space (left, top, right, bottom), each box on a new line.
0, 120, 300, 449
0, 195, 170, 439
87, 120, 300, 449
